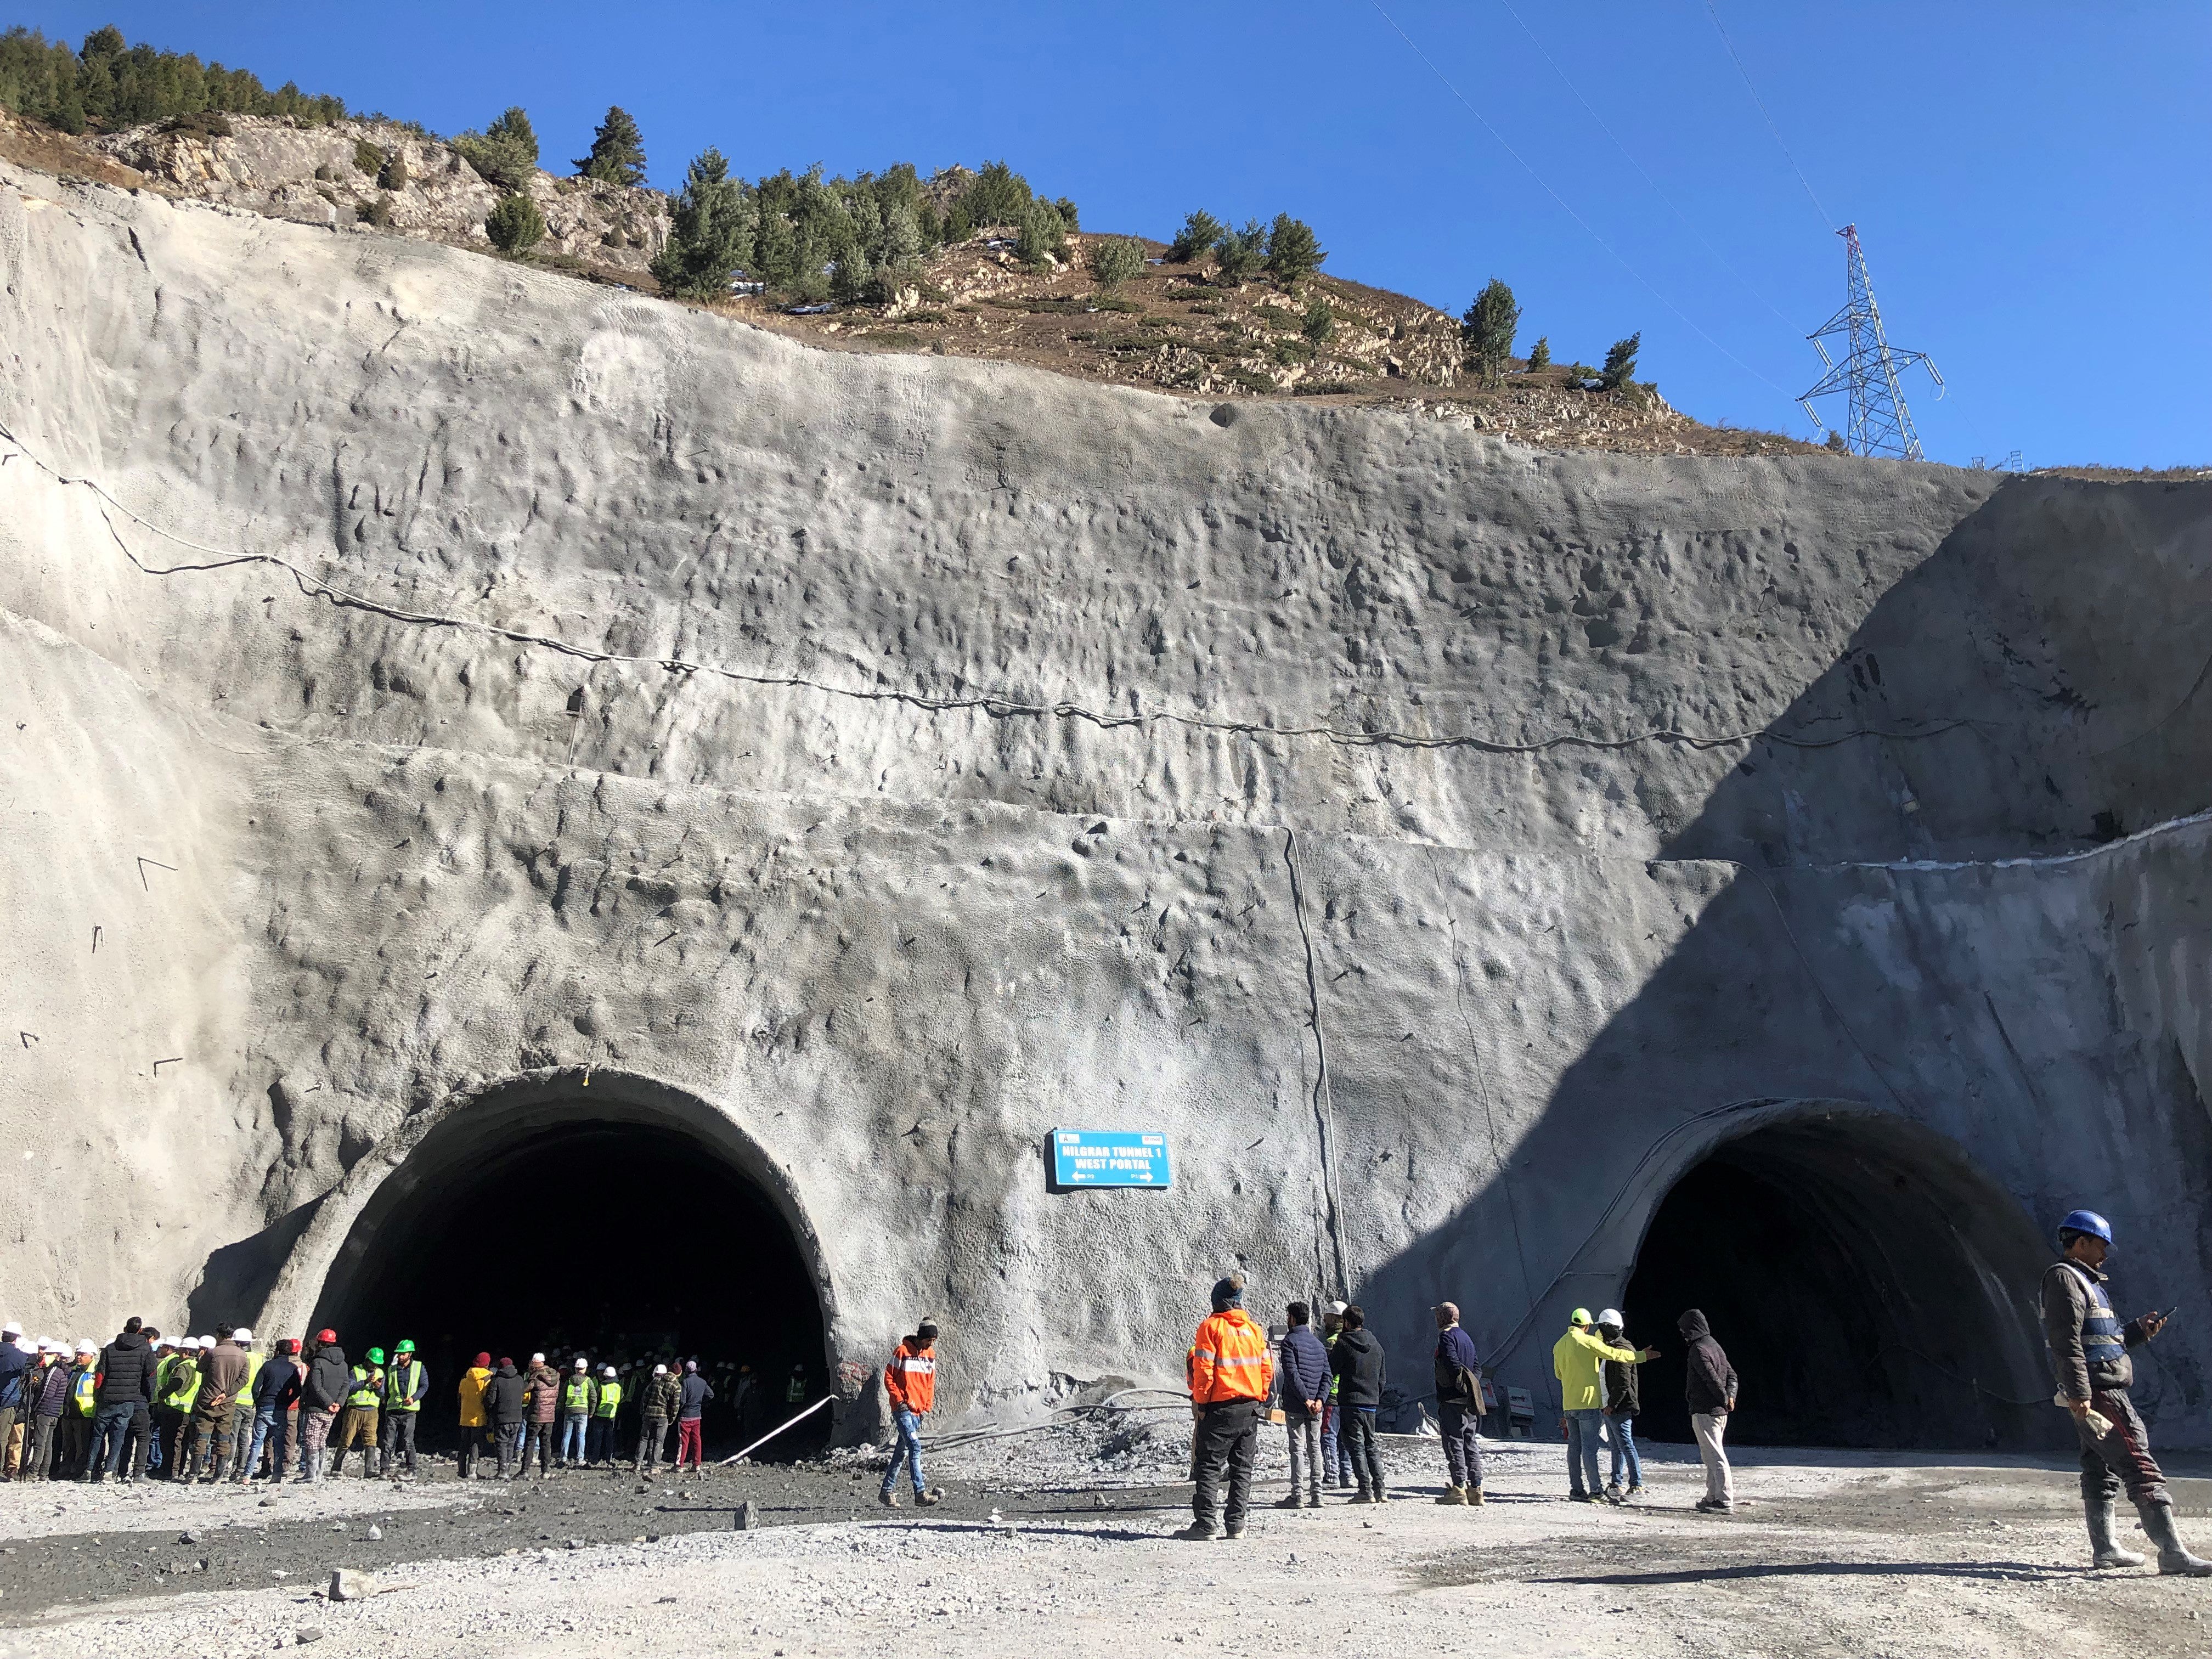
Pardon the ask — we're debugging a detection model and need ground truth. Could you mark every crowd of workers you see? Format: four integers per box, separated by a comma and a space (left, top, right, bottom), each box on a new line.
0, 1324, 814, 1486
3, 1204, 2207, 1580
1170, 1207, 2212, 1573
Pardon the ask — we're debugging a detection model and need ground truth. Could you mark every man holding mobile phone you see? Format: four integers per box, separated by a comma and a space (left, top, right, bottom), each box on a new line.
2045, 1208, 2210, 1575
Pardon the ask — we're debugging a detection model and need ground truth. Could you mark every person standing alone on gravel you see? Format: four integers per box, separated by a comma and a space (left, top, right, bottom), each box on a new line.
1330, 1304, 1389, 1505
1177, 1273, 1273, 1540
878, 1321, 942, 1508
2044, 1207, 2212, 1574
1596, 1310, 1642, 1502
1677, 1310, 1736, 1513
1273, 1303, 1329, 1510
1431, 1302, 1485, 1506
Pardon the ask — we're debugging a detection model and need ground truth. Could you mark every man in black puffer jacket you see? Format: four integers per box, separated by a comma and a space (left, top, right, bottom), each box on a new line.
1329, 1305, 1389, 1504
91, 1319, 156, 1483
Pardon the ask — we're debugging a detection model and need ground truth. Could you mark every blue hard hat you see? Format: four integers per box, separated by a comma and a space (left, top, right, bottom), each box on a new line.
2058, 1209, 2113, 1245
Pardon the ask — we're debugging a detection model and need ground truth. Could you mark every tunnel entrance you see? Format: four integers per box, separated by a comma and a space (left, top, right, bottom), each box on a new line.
311, 1080, 828, 1455
1620, 1111, 2054, 1451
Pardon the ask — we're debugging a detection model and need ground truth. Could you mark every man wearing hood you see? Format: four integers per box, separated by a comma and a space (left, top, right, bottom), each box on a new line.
1677, 1309, 1737, 1513
2044, 1207, 2211, 1574
485, 1358, 529, 1480
1330, 1304, 1389, 1504
1176, 1273, 1274, 1541
91, 1317, 156, 1482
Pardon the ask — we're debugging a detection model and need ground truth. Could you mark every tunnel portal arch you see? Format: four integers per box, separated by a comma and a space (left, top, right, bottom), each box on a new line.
1620, 1103, 2057, 1451
270, 1070, 836, 1446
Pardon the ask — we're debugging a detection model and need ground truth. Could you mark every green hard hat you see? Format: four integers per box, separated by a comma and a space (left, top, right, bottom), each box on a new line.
394, 1340, 416, 1355
365, 1346, 387, 1364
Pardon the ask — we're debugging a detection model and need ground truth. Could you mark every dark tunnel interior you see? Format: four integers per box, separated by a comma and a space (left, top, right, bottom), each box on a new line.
318, 1118, 826, 1452
1621, 1118, 2055, 1451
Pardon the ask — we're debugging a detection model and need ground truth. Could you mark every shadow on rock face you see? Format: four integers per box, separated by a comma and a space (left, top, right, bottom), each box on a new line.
1352, 475, 2212, 1452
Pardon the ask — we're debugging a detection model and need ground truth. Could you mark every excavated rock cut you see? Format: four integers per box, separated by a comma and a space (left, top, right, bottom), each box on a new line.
3, 159, 2209, 1447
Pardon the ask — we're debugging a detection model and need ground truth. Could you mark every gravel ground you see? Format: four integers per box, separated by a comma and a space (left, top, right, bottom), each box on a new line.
5, 1426, 2209, 1657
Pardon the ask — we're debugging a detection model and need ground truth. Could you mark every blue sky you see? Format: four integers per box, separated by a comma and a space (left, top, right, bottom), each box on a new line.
18, 2, 2209, 465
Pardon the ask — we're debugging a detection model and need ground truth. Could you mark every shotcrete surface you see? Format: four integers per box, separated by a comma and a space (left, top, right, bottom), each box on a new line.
2, 157, 2210, 1441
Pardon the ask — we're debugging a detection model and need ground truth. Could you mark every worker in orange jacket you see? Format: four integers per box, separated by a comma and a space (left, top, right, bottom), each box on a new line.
1176, 1273, 1274, 1541
877, 1319, 942, 1509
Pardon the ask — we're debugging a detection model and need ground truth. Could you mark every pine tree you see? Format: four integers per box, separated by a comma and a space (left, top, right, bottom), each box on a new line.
484, 193, 545, 255
1087, 235, 1145, 292
1598, 331, 1641, 391
1167, 210, 1223, 265
575, 105, 647, 187
1302, 296, 1335, 344
456, 106, 538, 192
1460, 278, 1521, 383
1264, 215, 1324, 287
1016, 199, 1066, 269
1212, 218, 1267, 286
1526, 335, 1551, 370
650, 147, 755, 299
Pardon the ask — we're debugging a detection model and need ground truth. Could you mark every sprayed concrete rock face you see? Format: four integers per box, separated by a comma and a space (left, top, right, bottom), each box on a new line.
2, 158, 2209, 1446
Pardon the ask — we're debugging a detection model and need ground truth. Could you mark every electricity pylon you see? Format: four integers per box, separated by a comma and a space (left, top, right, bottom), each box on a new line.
1799, 225, 1943, 460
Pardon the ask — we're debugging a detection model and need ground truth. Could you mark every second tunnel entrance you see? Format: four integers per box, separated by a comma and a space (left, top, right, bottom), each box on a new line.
1620, 1110, 2055, 1451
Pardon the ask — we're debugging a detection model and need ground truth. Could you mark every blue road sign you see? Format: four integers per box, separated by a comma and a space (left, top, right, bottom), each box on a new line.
1049, 1129, 1171, 1189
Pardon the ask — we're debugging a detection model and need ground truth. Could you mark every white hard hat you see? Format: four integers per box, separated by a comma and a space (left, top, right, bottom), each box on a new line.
652, 1363, 668, 1375
532, 1352, 546, 1363
198, 1335, 217, 1348
77, 1338, 98, 1353
602, 1365, 617, 1376
1597, 1308, 1624, 1328
2, 1319, 20, 1336
233, 1327, 255, 1342
573, 1356, 587, 1368
1326, 1300, 1348, 1316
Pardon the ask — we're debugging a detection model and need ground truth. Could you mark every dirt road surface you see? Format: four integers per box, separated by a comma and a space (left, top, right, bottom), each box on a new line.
4, 1436, 2207, 1657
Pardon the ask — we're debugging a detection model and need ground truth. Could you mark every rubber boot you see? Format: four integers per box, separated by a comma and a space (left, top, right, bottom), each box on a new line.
2086, 1498, 2146, 1569
2138, 1501, 2212, 1576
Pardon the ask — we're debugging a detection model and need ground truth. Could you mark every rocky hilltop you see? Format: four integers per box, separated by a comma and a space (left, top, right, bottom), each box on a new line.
1, 106, 1794, 455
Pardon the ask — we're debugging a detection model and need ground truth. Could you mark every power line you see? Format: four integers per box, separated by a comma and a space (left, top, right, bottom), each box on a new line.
1364, 0, 1802, 409
1701, 0, 1835, 231
1493, 0, 1798, 332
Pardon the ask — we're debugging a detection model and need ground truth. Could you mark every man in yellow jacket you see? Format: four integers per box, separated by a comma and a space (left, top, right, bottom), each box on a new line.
1554, 1307, 1657, 1503
1176, 1273, 1274, 1542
